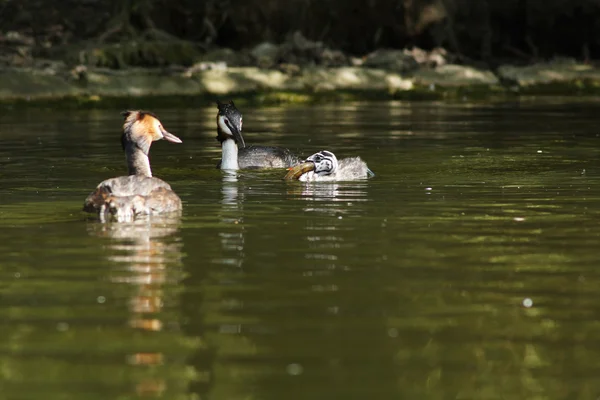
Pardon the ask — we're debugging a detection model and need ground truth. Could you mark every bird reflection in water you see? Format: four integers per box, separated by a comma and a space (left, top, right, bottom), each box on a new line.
87, 215, 184, 397
221, 170, 241, 206
218, 171, 245, 268
287, 181, 370, 216
287, 181, 371, 291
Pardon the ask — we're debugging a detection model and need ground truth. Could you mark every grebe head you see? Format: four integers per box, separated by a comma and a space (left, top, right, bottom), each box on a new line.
121, 111, 182, 153
284, 150, 339, 180
216, 101, 245, 148
306, 150, 338, 175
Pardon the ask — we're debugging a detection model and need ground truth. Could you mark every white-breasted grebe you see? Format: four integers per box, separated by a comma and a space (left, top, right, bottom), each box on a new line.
216, 101, 301, 170
83, 110, 183, 221
284, 150, 374, 181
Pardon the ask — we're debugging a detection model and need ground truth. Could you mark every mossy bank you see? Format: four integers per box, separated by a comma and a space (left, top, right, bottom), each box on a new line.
3, 59, 600, 109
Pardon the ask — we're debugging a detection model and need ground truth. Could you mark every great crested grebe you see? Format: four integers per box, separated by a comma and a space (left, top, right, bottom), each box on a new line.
284, 150, 374, 181
216, 101, 301, 169
83, 110, 182, 221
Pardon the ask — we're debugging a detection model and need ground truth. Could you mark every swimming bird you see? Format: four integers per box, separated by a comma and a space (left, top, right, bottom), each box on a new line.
83, 111, 182, 222
284, 150, 374, 181
216, 101, 301, 169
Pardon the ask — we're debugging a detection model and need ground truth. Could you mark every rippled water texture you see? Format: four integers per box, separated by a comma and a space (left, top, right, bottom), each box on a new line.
1, 99, 600, 399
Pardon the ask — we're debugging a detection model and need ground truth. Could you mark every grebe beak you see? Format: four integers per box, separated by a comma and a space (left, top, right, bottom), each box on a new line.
229, 124, 246, 148
284, 161, 315, 180
162, 128, 182, 144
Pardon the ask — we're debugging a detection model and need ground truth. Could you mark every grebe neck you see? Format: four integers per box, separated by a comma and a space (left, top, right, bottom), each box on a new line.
124, 142, 152, 177
221, 138, 239, 170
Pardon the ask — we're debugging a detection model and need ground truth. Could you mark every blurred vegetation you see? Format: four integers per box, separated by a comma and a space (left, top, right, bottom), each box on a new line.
1, 0, 600, 67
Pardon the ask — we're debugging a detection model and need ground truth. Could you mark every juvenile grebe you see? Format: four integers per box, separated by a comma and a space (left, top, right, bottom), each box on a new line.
83, 111, 183, 221
284, 150, 374, 181
216, 101, 301, 169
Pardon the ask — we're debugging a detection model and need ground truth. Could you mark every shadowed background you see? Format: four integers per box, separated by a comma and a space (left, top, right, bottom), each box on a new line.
1, 0, 599, 68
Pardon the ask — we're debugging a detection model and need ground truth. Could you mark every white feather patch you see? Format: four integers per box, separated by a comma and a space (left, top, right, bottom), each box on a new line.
218, 116, 232, 135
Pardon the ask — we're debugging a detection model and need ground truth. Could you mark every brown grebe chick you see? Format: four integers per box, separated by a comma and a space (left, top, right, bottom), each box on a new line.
284, 150, 374, 182
83, 111, 183, 222
216, 101, 301, 170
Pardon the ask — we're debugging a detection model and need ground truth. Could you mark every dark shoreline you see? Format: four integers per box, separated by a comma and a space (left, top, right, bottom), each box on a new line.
3, 60, 600, 109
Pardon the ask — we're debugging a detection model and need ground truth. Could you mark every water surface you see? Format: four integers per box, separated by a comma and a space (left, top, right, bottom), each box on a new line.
1, 99, 600, 399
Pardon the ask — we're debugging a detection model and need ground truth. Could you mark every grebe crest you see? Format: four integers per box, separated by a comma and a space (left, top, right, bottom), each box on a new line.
122, 110, 182, 157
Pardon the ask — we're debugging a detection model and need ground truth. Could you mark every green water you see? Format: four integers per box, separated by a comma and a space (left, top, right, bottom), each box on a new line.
1, 99, 600, 399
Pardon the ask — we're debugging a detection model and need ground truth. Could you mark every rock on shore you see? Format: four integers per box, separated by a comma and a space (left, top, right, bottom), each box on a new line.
1, 34, 599, 104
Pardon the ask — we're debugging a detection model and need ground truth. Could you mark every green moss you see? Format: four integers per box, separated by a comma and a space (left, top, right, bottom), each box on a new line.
518, 79, 600, 95
5, 78, 600, 112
